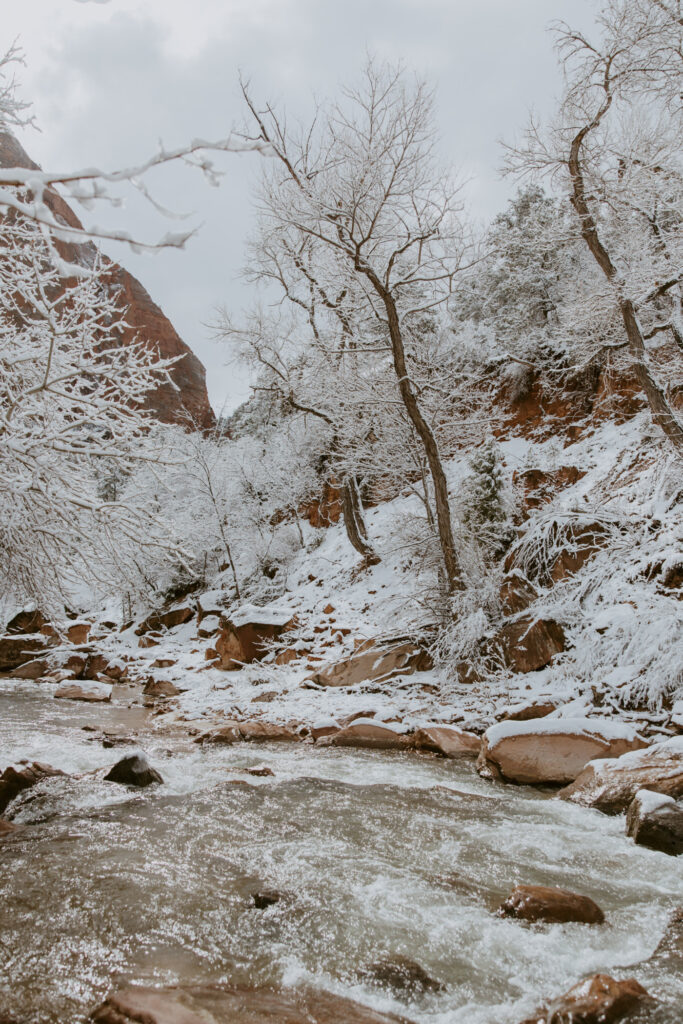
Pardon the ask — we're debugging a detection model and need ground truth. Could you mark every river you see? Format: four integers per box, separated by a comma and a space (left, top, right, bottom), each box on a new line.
0, 679, 680, 1023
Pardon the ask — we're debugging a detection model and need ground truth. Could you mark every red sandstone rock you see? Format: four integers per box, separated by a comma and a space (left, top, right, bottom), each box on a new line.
412, 725, 481, 758
519, 973, 651, 1024
496, 617, 566, 673
0, 762, 65, 815
0, 132, 215, 431
499, 884, 605, 924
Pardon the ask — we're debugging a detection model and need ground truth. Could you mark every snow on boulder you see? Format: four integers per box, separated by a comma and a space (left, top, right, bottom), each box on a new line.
559, 736, 683, 813
54, 681, 113, 703
321, 719, 413, 750
496, 617, 566, 674
197, 614, 220, 638
306, 642, 431, 688
626, 789, 683, 856
478, 718, 646, 785
0, 634, 52, 671
412, 725, 481, 759
135, 605, 194, 636
215, 604, 295, 670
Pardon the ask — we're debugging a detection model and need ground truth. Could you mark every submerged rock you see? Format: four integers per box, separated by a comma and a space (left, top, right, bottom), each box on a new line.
0, 762, 65, 815
498, 884, 605, 924
478, 718, 646, 785
104, 754, 163, 788
359, 955, 445, 997
54, 681, 112, 703
559, 736, 683, 813
251, 889, 283, 909
90, 984, 410, 1023
519, 973, 651, 1024
626, 789, 683, 855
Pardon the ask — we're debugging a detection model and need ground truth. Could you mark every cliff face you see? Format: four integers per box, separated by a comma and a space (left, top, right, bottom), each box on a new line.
0, 133, 215, 431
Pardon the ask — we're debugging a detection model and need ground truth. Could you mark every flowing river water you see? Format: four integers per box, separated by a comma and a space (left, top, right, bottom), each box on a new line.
0, 679, 681, 1024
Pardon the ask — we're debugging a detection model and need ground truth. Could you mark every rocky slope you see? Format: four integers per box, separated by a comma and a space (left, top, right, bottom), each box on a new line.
0, 131, 215, 431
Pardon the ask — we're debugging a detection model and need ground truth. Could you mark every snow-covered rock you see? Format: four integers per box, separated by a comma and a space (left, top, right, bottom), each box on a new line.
626, 789, 683, 855
478, 718, 646, 785
54, 680, 113, 703
559, 736, 683, 812
412, 724, 481, 758
321, 719, 413, 750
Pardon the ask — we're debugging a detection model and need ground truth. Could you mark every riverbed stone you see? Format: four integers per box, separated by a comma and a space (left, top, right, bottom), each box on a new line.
0, 818, 20, 837
54, 681, 113, 703
498, 884, 605, 925
90, 984, 410, 1023
104, 753, 163, 788
559, 736, 683, 813
143, 678, 180, 698
479, 718, 647, 785
322, 720, 413, 750
625, 789, 683, 855
0, 762, 65, 815
412, 725, 481, 758
518, 973, 651, 1024
359, 956, 444, 996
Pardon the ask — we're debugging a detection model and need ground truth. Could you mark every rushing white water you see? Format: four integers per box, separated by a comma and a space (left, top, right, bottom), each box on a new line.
1, 680, 681, 1024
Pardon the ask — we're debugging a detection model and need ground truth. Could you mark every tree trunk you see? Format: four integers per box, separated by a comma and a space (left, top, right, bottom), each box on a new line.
568, 128, 683, 451
357, 263, 464, 592
341, 477, 380, 564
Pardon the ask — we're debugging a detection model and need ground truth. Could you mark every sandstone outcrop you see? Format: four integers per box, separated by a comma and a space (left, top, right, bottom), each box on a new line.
559, 736, 683, 812
0, 132, 215, 431
136, 606, 194, 635
0, 634, 51, 671
625, 789, 683, 855
478, 718, 646, 785
498, 884, 605, 924
90, 984, 410, 1024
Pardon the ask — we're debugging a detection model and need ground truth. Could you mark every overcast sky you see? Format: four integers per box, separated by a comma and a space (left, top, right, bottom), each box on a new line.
6, 0, 597, 415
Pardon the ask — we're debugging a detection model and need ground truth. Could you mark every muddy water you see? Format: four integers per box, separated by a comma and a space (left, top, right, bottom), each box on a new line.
0, 680, 681, 1024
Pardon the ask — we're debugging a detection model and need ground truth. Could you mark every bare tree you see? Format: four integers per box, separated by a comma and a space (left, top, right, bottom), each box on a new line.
505, 0, 683, 449
240, 60, 475, 592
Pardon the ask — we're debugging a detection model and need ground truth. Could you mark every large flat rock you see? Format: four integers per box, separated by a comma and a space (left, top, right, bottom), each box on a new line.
90, 984, 412, 1024
478, 718, 646, 785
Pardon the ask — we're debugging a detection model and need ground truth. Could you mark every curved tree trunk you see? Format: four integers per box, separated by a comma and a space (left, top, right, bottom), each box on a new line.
341, 477, 380, 564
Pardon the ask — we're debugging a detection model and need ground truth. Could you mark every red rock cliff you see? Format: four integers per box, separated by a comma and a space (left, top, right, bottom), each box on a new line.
0, 132, 215, 431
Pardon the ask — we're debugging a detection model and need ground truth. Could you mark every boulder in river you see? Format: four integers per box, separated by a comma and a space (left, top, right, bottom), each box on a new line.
90, 984, 410, 1023
478, 718, 647, 785
251, 889, 283, 909
358, 955, 445, 997
104, 754, 163, 788
0, 762, 65, 815
625, 789, 683, 855
412, 725, 481, 758
322, 719, 413, 750
518, 973, 652, 1024
54, 681, 112, 703
498, 884, 605, 924
559, 736, 683, 813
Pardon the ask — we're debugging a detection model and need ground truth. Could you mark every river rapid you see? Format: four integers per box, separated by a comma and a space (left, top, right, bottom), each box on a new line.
0, 679, 681, 1024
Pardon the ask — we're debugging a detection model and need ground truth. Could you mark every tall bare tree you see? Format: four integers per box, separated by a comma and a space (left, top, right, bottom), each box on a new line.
240, 60, 474, 592
505, 0, 683, 449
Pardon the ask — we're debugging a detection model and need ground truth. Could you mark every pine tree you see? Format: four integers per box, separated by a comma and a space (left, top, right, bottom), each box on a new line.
460, 438, 515, 563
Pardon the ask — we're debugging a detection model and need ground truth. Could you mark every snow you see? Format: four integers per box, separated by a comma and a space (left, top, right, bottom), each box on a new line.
485, 717, 642, 746
230, 603, 295, 628
632, 789, 676, 814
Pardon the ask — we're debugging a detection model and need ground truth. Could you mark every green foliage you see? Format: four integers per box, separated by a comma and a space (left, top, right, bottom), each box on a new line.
460, 438, 515, 562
